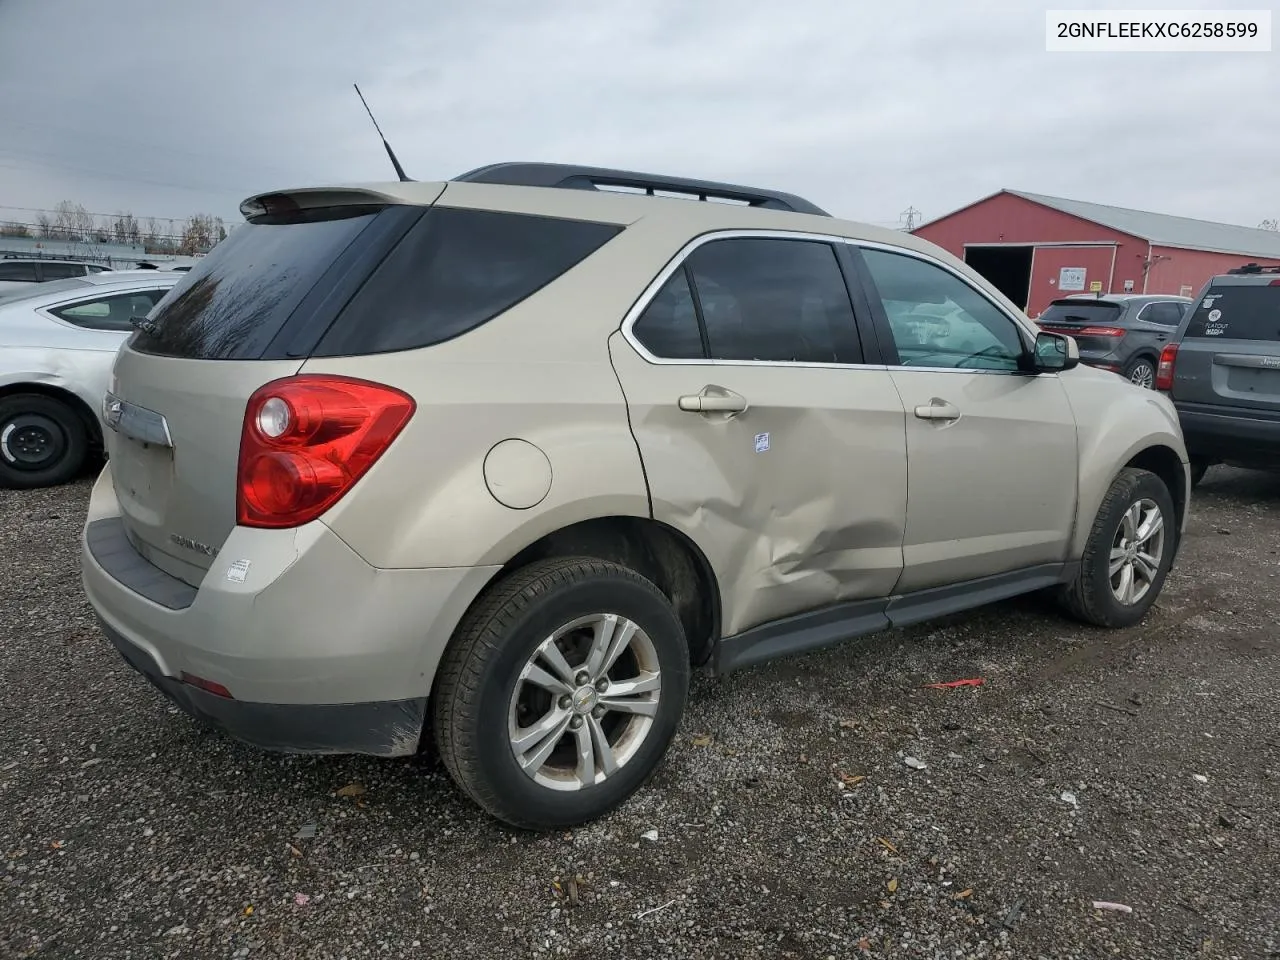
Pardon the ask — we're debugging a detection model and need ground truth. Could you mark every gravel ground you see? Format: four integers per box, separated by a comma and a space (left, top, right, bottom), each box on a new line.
2, 467, 1278, 960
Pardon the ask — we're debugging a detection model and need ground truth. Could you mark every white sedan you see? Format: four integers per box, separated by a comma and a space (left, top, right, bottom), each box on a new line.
0, 270, 181, 488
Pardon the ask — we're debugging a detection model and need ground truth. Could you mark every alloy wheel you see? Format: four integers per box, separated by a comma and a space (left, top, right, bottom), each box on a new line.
507, 613, 661, 791
1110, 498, 1165, 605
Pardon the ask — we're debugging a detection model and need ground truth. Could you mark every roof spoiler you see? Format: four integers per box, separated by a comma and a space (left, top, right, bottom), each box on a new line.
451, 161, 830, 217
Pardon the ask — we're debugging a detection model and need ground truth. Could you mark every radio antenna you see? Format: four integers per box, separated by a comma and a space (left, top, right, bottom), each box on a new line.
353, 83, 410, 182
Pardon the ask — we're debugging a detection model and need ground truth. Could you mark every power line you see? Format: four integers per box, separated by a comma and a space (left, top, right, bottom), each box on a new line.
0, 203, 234, 225
899, 206, 922, 231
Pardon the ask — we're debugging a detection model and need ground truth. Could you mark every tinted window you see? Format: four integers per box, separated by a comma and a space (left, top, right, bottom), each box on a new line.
1038, 300, 1123, 326
861, 249, 1024, 370
50, 289, 166, 331
315, 208, 622, 357
1140, 301, 1185, 325
131, 207, 380, 360
40, 263, 84, 280
682, 238, 861, 363
0, 263, 39, 282
632, 269, 705, 359
1185, 285, 1280, 341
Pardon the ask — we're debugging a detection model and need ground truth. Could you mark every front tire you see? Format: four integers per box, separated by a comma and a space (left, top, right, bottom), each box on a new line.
0, 394, 89, 489
432, 557, 690, 829
1058, 467, 1176, 628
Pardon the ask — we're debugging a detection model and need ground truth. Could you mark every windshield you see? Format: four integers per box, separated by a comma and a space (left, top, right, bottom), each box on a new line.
1039, 301, 1123, 325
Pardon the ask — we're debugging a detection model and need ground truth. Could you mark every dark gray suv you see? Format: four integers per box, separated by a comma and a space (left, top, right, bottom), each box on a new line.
1037, 294, 1191, 388
1157, 265, 1280, 484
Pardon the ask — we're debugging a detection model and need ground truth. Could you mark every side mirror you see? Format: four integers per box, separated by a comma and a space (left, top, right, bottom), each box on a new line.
1031, 331, 1079, 372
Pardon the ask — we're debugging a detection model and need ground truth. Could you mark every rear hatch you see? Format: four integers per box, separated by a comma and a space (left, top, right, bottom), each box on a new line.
105, 182, 626, 586
1170, 278, 1280, 412
1036, 299, 1127, 355
106, 191, 436, 585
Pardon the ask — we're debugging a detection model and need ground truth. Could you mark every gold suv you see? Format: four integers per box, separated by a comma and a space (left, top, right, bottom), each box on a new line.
80, 163, 1190, 828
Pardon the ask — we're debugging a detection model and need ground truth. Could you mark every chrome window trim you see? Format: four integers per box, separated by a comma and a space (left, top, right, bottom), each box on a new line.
618, 229, 1046, 376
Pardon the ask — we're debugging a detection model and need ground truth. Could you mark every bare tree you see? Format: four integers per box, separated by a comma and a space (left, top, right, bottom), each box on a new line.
179, 213, 218, 255
35, 213, 54, 239
0, 222, 32, 238
111, 211, 142, 246
50, 200, 95, 241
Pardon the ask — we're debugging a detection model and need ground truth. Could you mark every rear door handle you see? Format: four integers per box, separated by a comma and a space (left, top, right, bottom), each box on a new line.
914, 400, 960, 421
678, 387, 748, 414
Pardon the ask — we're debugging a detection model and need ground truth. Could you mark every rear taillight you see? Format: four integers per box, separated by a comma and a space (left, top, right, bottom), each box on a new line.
1155, 343, 1179, 391
1077, 326, 1126, 338
236, 375, 415, 529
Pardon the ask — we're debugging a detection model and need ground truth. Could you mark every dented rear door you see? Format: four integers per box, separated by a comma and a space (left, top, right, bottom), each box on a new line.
609, 234, 907, 637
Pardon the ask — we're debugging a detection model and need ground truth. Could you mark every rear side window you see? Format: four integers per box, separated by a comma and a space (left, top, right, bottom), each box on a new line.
315, 208, 621, 357
130, 207, 380, 360
632, 270, 705, 359
1185, 285, 1280, 341
50, 289, 167, 331
1139, 301, 1185, 325
0, 263, 38, 282
40, 263, 85, 281
685, 237, 861, 364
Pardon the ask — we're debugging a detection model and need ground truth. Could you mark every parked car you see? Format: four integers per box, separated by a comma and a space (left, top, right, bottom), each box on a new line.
0, 270, 180, 487
1036, 294, 1192, 388
1157, 263, 1280, 484
80, 163, 1190, 829
0, 257, 112, 291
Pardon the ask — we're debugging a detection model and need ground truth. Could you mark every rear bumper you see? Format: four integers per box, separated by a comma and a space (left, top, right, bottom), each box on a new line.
80, 463, 501, 756
103, 617, 426, 755
1175, 402, 1280, 467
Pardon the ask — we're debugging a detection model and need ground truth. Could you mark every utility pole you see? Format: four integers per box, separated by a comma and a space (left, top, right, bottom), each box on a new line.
900, 206, 921, 231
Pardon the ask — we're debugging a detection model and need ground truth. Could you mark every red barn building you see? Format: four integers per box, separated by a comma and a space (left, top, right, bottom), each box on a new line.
913, 190, 1280, 317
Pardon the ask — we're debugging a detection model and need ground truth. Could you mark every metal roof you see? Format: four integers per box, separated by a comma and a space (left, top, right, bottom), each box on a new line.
1008, 190, 1280, 259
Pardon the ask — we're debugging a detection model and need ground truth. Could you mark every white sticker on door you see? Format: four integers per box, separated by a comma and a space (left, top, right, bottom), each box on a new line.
754, 433, 770, 454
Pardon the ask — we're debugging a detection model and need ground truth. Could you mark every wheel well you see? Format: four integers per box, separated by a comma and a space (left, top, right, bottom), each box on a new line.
502, 517, 721, 666
0, 383, 102, 450
1125, 444, 1186, 544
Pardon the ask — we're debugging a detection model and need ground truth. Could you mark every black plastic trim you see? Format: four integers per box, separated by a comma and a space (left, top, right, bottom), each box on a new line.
86, 518, 197, 610
714, 563, 1073, 676
263, 204, 426, 360
451, 161, 830, 217
101, 619, 426, 757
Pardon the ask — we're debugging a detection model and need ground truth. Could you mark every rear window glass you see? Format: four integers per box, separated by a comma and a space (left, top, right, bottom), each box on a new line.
0, 277, 91, 304
129, 207, 380, 360
314, 207, 622, 357
1038, 301, 1122, 325
1185, 285, 1280, 341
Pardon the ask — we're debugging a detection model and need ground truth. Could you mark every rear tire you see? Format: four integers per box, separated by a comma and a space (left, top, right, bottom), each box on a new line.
0, 394, 88, 489
1058, 467, 1176, 628
432, 557, 690, 830
1123, 355, 1156, 389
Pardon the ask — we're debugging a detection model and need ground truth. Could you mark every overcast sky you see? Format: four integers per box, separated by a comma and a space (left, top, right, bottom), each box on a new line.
0, 0, 1275, 233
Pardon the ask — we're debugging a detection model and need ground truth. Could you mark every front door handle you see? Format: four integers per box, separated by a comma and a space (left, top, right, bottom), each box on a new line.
914, 399, 961, 421
678, 387, 748, 415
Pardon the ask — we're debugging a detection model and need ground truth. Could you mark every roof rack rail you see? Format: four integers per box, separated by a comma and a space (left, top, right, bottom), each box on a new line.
1228, 262, 1280, 274
450, 161, 830, 217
